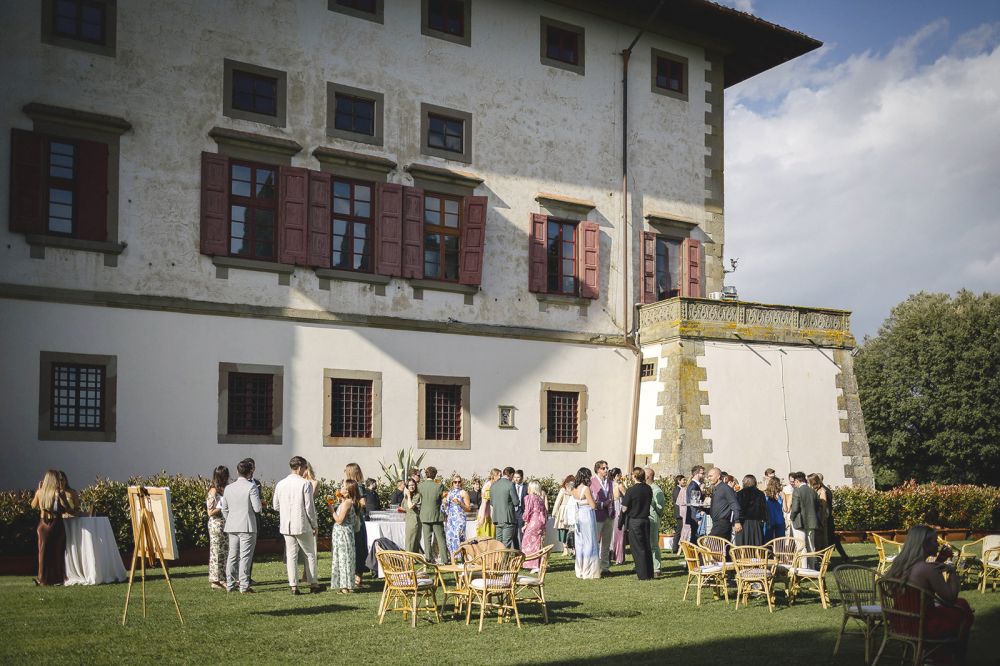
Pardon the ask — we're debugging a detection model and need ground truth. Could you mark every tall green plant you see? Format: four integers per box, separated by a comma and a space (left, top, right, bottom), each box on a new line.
378, 448, 426, 485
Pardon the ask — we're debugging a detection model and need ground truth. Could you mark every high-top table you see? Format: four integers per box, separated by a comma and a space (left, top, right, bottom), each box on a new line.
64, 516, 128, 585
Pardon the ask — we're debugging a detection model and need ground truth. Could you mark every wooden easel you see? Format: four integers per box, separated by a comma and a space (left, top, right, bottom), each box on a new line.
121, 486, 183, 625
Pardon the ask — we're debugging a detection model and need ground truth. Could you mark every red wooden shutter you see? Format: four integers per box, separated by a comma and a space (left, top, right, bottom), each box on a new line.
578, 221, 600, 299
199, 152, 229, 256
75, 138, 109, 241
458, 195, 487, 285
307, 169, 331, 268
278, 165, 308, 266
683, 237, 702, 297
9, 129, 45, 234
528, 213, 547, 293
401, 185, 424, 279
375, 182, 403, 277
641, 231, 657, 304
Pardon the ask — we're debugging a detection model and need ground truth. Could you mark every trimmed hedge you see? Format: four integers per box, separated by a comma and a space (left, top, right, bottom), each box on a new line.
2, 476, 996, 557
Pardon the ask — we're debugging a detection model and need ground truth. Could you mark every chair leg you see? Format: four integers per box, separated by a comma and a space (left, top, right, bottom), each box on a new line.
539, 586, 548, 624
683, 574, 691, 602
696, 575, 702, 606
478, 590, 486, 632
411, 591, 418, 628
833, 614, 848, 656
465, 589, 474, 625
871, 629, 889, 666
510, 591, 522, 628
765, 580, 774, 613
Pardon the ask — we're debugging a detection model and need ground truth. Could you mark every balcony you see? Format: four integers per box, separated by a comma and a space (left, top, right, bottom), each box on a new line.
637, 297, 855, 348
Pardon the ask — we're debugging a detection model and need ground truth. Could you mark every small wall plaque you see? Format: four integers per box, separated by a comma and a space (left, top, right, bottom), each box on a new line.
498, 405, 516, 429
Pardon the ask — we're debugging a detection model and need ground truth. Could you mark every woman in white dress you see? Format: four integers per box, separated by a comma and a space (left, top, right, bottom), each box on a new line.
572, 467, 601, 579
551, 475, 576, 557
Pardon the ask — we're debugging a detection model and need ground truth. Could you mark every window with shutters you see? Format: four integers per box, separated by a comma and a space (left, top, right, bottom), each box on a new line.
651, 48, 689, 101
323, 369, 382, 446
331, 178, 373, 272
642, 228, 701, 302
540, 17, 585, 75
420, 103, 473, 163
10, 105, 128, 261
655, 235, 682, 300
329, 0, 382, 24
218, 363, 283, 444
547, 218, 578, 295
417, 375, 470, 450
38, 351, 117, 442
41, 0, 116, 57
229, 161, 277, 261
423, 192, 461, 281
223, 59, 287, 127
422, 0, 470, 46
539, 382, 588, 451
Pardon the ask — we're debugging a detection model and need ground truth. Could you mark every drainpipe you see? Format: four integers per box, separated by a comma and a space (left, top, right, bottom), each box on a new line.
622, 1, 666, 467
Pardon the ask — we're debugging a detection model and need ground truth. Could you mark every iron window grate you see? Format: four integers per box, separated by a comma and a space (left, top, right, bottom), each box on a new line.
228, 372, 273, 435
547, 390, 579, 443
51, 363, 105, 431
331, 379, 373, 438
426, 383, 462, 440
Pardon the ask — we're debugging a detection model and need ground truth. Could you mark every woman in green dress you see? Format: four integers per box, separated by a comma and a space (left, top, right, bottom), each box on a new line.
329, 479, 359, 593
402, 479, 422, 552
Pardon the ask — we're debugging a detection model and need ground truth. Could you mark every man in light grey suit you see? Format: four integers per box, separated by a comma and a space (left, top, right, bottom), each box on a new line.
223, 458, 262, 593
272, 456, 320, 595
489, 467, 520, 548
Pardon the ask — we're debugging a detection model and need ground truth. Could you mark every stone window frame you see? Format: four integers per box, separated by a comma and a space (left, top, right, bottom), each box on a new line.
539, 381, 588, 452
327, 0, 384, 24
38, 351, 117, 442
218, 362, 283, 444
420, 103, 473, 165
640, 358, 657, 382
322, 369, 383, 447
539, 16, 586, 76
22, 103, 131, 265
222, 59, 288, 128
40, 0, 117, 58
650, 47, 689, 102
417, 374, 471, 450
420, 0, 471, 47
326, 82, 384, 147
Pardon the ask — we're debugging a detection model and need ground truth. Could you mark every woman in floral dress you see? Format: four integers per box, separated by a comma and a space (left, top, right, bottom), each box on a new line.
443, 475, 471, 561
521, 481, 548, 571
329, 479, 359, 593
205, 465, 229, 590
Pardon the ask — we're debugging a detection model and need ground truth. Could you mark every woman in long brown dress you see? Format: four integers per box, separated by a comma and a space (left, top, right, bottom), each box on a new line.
30, 470, 67, 586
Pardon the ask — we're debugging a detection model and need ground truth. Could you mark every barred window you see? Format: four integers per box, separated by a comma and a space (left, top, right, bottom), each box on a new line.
227, 372, 273, 435
330, 379, 373, 438
546, 391, 579, 444
641, 361, 656, 378
425, 384, 462, 440
50, 363, 105, 431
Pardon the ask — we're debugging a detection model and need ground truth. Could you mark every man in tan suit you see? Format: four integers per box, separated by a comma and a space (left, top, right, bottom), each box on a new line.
272, 456, 320, 595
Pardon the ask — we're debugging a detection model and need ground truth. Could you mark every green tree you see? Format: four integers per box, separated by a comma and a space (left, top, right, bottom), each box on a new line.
855, 290, 1000, 487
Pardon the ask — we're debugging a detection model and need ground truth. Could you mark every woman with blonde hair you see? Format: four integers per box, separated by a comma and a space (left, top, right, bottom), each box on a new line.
344, 463, 368, 586
883, 525, 974, 662
30, 470, 67, 585
298, 460, 319, 582
476, 468, 500, 538
762, 475, 786, 541
521, 481, 548, 571
551, 475, 576, 557
329, 479, 360, 593
442, 475, 471, 559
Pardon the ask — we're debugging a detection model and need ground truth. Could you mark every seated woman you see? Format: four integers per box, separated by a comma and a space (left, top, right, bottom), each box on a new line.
884, 524, 974, 663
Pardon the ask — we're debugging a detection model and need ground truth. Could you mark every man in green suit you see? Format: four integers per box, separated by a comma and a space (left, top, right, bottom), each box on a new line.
789, 471, 819, 566
417, 466, 448, 563
645, 467, 666, 577
489, 467, 520, 548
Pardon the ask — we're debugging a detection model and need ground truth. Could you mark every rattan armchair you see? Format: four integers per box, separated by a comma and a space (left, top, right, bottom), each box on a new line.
766, 536, 800, 598
788, 545, 834, 608
465, 548, 525, 632
680, 540, 729, 606
871, 533, 902, 575
376, 550, 441, 628
957, 535, 1000, 591
982, 545, 1000, 594
730, 545, 778, 612
873, 577, 962, 665
697, 535, 735, 572
832, 565, 883, 664
515, 544, 554, 623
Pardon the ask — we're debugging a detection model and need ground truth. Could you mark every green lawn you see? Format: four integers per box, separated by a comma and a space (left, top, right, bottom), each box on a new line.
2, 543, 998, 665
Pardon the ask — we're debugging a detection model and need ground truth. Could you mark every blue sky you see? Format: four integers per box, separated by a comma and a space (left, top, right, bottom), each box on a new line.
716, 0, 1000, 339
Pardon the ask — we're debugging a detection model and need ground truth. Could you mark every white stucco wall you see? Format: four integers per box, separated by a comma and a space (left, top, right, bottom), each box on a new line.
699, 341, 850, 486
635, 343, 665, 460
0, 0, 713, 335
0, 298, 634, 489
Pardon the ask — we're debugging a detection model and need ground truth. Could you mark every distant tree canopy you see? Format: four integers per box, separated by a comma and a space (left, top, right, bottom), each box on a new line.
855, 291, 1000, 488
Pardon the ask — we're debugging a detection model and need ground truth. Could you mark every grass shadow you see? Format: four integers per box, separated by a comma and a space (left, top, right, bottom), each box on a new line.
251, 603, 352, 617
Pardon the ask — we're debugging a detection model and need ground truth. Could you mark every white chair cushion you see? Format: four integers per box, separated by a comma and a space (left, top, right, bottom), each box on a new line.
847, 604, 882, 615
789, 567, 821, 577
470, 577, 512, 590
697, 565, 723, 574
885, 555, 896, 562
516, 575, 540, 586
985, 560, 1000, 570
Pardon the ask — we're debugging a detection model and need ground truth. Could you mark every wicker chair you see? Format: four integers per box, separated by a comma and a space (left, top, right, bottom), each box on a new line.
871, 533, 902, 575
788, 545, 834, 608
832, 565, 883, 664
465, 548, 525, 632
515, 544, 554, 623
697, 535, 735, 572
873, 577, 962, 665
766, 536, 800, 597
679, 540, 729, 606
982, 545, 1000, 594
957, 535, 1000, 591
376, 550, 441, 628
730, 545, 777, 612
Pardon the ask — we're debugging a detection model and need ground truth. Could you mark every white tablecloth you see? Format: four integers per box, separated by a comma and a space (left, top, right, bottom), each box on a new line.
365, 514, 562, 577
64, 516, 128, 585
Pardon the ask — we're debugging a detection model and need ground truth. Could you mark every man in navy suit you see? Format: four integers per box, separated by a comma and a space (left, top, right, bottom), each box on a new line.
512, 469, 527, 549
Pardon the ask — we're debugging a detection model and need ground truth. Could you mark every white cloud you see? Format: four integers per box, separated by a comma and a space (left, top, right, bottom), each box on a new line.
723, 22, 1000, 339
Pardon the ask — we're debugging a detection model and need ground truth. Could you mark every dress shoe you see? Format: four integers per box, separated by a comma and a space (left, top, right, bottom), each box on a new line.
309, 585, 323, 594
240, 588, 256, 594
291, 587, 301, 596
